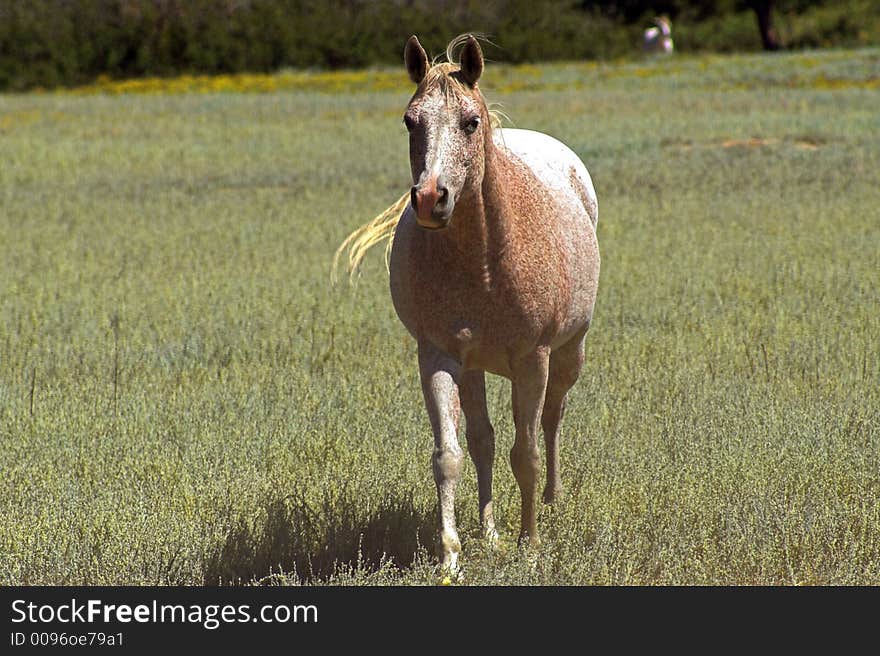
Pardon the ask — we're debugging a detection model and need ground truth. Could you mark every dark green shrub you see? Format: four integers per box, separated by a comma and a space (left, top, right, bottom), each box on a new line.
0, 0, 877, 91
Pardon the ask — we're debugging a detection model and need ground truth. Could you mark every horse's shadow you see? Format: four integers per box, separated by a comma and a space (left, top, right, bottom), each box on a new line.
203, 489, 436, 584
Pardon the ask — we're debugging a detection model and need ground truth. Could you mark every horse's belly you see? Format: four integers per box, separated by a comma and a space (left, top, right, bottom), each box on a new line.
551, 221, 600, 346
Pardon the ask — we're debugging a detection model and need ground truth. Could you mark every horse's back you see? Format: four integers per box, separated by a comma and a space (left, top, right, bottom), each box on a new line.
494, 128, 598, 228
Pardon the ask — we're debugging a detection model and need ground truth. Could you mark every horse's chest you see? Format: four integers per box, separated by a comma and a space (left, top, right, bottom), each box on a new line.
394, 253, 562, 372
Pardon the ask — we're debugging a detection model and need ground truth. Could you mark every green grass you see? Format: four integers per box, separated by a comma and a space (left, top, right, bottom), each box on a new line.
1, 49, 879, 585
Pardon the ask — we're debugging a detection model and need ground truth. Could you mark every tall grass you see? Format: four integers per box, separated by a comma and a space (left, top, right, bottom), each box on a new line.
1, 49, 878, 584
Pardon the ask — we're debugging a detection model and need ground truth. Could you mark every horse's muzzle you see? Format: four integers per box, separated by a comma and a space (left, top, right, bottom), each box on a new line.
411, 178, 452, 230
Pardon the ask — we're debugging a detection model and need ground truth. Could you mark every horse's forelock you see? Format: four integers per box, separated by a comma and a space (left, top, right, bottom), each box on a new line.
418, 62, 488, 115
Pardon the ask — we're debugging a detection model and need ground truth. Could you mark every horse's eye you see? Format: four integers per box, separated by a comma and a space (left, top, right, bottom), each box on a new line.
403, 115, 416, 131
463, 117, 480, 134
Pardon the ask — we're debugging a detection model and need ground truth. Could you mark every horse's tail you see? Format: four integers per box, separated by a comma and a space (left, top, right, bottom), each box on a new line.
331, 190, 410, 284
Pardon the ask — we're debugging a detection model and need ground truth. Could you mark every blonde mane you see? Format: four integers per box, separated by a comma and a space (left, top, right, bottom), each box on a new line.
332, 37, 504, 284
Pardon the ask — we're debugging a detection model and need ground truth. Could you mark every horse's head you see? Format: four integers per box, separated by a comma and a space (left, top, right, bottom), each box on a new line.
403, 35, 489, 230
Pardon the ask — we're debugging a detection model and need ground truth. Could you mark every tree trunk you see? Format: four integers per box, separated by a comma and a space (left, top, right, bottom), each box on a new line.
749, 0, 783, 51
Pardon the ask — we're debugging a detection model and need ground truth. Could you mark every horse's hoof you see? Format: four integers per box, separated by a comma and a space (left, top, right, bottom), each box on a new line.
439, 546, 460, 577
438, 567, 464, 585
438, 556, 464, 585
483, 526, 500, 550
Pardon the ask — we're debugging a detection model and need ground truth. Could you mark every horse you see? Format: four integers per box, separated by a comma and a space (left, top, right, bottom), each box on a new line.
643, 17, 674, 55
335, 34, 600, 573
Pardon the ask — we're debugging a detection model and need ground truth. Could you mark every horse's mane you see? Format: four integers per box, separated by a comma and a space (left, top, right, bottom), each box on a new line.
332, 35, 505, 284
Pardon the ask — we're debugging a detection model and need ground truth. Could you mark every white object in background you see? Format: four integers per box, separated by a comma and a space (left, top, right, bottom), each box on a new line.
643, 17, 674, 55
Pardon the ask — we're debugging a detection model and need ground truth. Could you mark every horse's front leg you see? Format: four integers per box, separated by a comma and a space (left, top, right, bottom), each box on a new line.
510, 347, 550, 545
418, 340, 464, 573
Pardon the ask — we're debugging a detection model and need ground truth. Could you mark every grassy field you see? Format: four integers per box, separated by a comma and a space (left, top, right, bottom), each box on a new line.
1, 49, 879, 585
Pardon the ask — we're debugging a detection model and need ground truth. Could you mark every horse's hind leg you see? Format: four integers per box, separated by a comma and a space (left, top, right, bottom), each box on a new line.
418, 341, 464, 573
460, 370, 497, 544
510, 347, 551, 545
541, 327, 587, 504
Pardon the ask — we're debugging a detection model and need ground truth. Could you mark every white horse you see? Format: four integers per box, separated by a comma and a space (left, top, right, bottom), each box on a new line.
643, 17, 674, 55
336, 35, 600, 573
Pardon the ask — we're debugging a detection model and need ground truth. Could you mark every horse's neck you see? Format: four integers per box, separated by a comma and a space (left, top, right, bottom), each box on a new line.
446, 138, 519, 286
481, 139, 516, 226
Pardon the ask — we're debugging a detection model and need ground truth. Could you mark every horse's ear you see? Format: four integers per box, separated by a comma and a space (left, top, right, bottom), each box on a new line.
405, 35, 429, 85
459, 35, 483, 87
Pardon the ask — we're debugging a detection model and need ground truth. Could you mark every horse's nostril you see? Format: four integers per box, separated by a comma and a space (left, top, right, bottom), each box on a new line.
412, 179, 450, 224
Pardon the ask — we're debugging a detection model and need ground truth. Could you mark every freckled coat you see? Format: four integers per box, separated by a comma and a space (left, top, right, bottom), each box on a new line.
339, 33, 601, 570
390, 127, 600, 379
